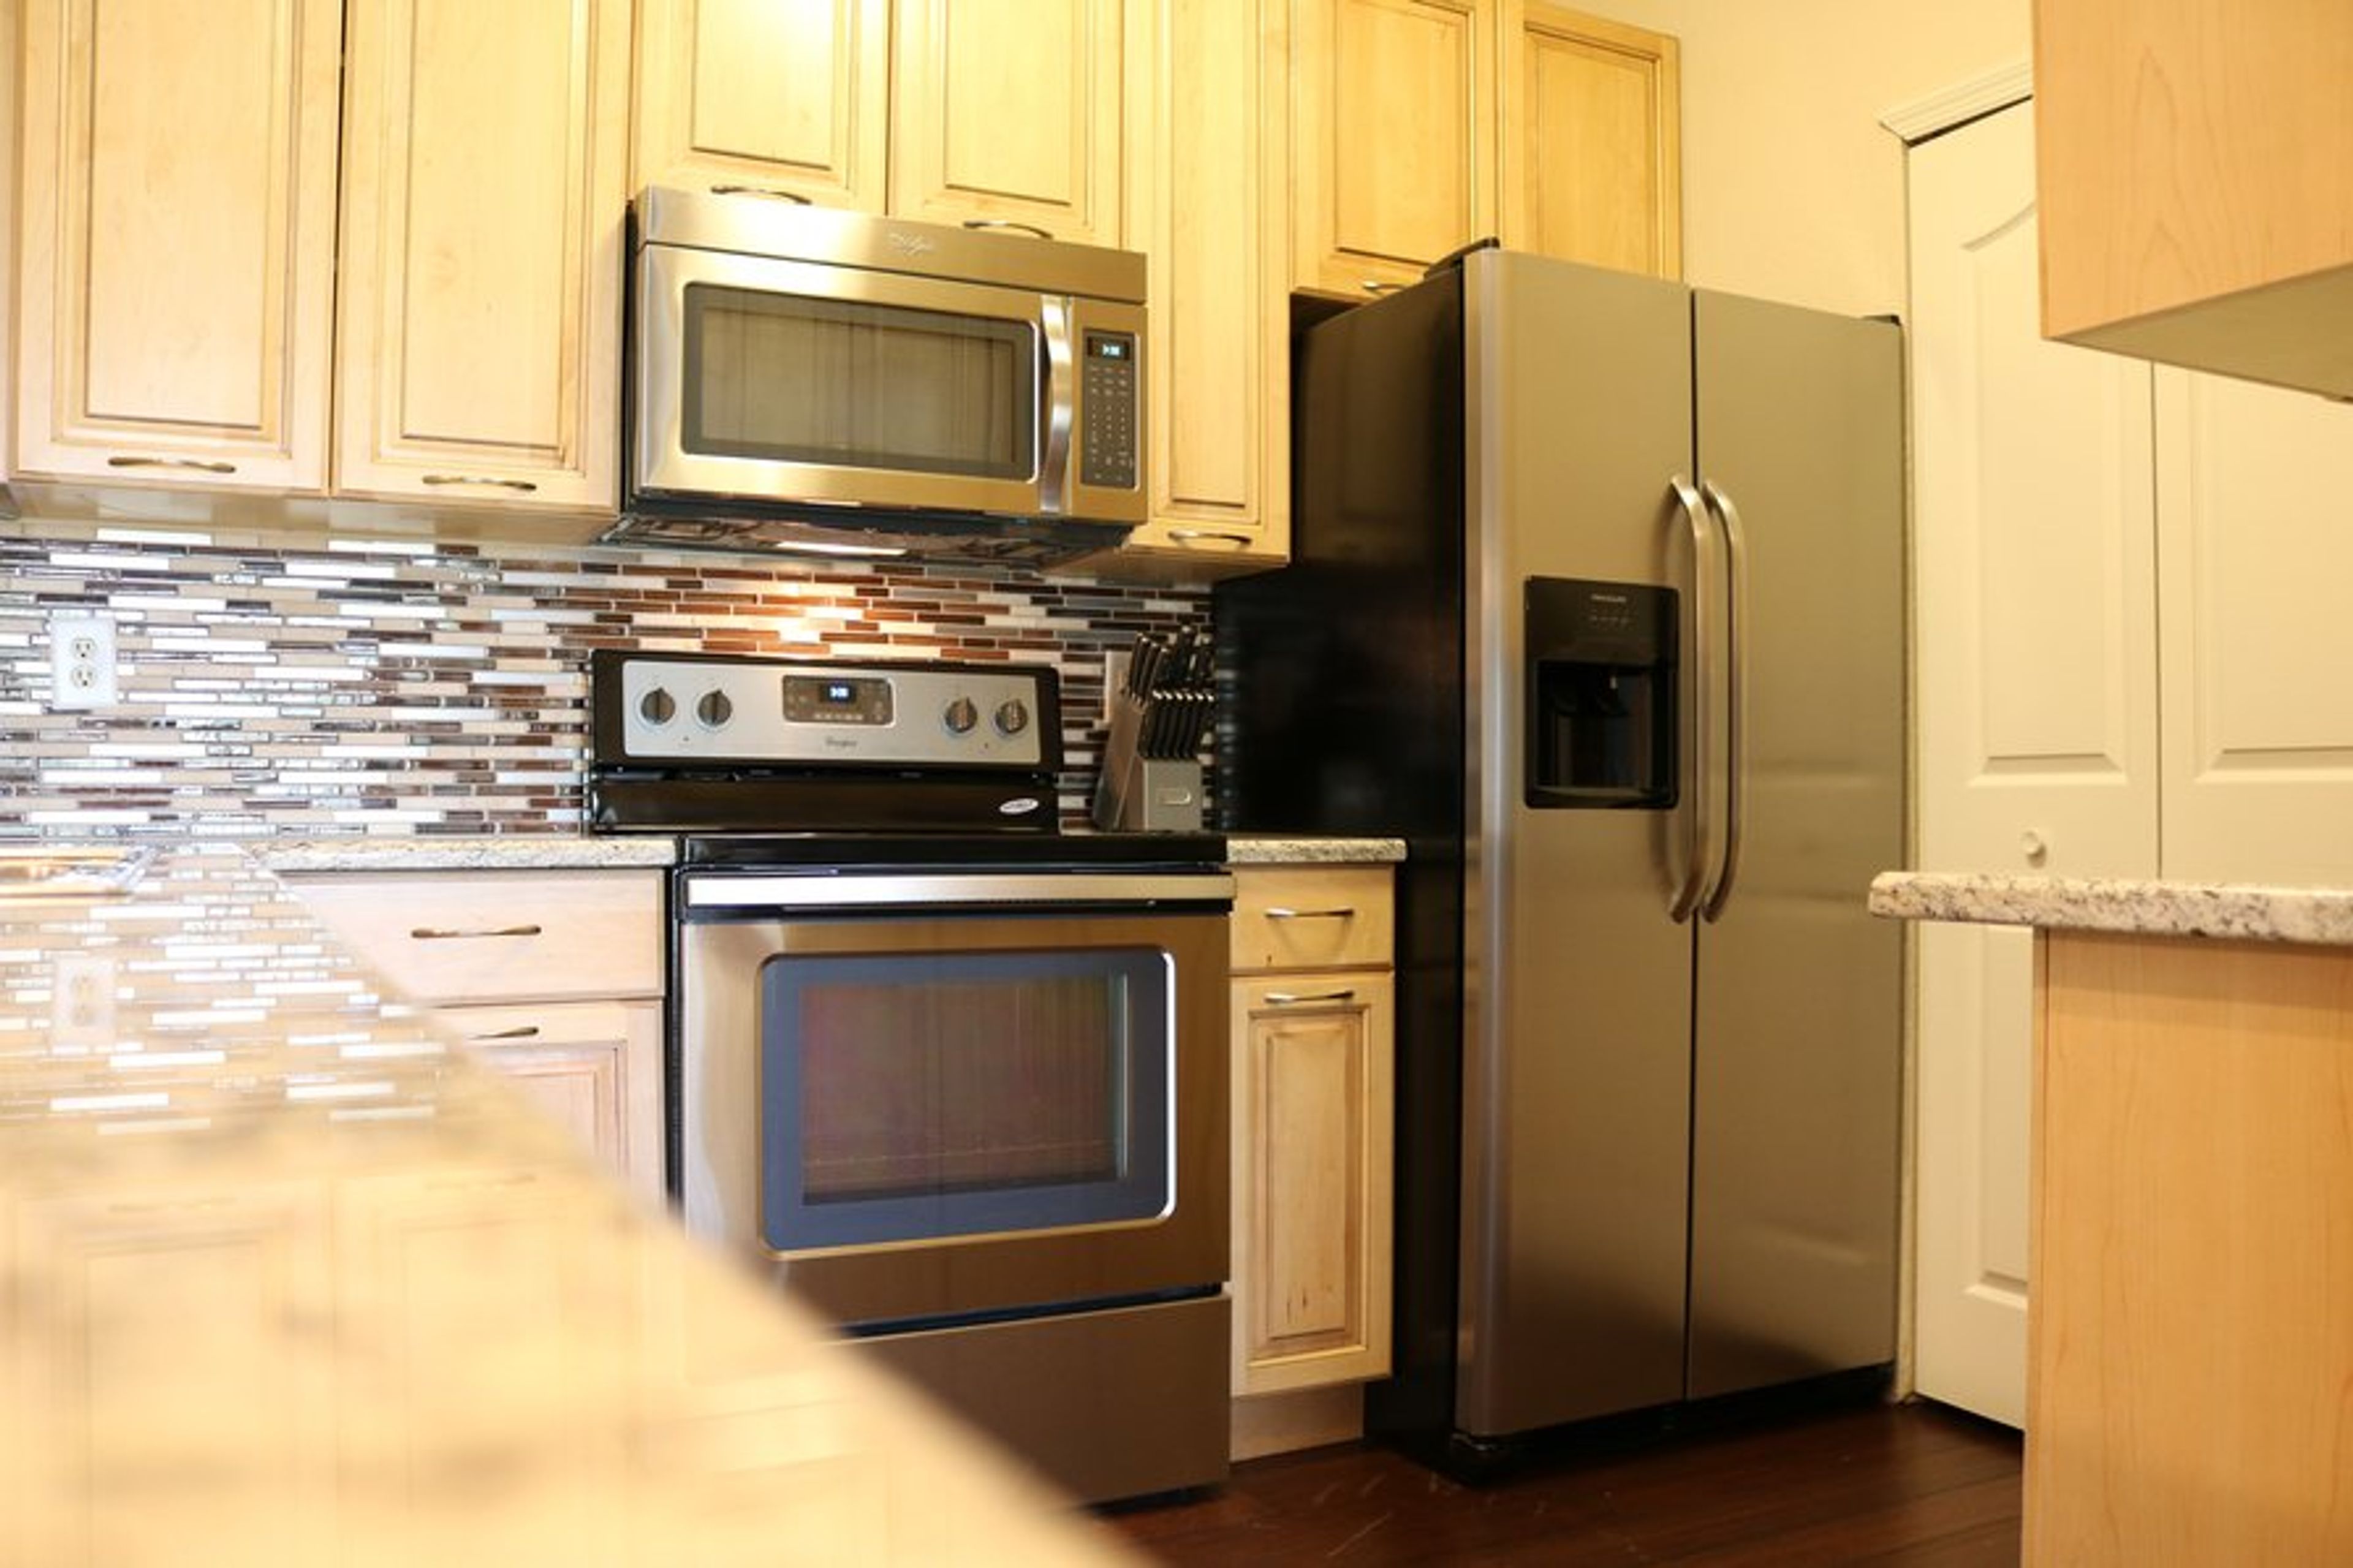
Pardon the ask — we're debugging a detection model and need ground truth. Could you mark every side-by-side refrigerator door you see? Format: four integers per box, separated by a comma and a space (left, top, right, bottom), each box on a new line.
1684, 290, 1906, 1400
1456, 251, 1699, 1437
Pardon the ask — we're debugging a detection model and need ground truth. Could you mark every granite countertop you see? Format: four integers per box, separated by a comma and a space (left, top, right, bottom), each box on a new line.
1869, 871, 2353, 947
0, 846, 1133, 1563
262, 832, 1407, 871
1223, 835, 1406, 865
258, 835, 680, 873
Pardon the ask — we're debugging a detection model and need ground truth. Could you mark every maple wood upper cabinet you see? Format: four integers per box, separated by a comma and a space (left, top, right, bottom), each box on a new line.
13, 0, 342, 493
1079, 0, 1290, 578
2033, 0, 2353, 400
892, 0, 1127, 246
632, 0, 1126, 246
1502, 1, 1680, 279
1292, 0, 1497, 298
631, 0, 891, 210
336, 0, 631, 513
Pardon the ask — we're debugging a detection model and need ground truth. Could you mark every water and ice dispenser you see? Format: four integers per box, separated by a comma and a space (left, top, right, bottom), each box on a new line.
1524, 577, 1677, 809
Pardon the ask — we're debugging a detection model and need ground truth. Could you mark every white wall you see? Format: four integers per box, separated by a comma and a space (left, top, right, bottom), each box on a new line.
1591, 0, 2032, 316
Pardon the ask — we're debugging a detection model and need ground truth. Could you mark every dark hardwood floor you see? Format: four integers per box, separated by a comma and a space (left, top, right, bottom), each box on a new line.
1102, 1399, 2021, 1566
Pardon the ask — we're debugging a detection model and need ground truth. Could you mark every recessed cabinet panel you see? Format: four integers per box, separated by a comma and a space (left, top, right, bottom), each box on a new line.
14, 0, 339, 490
336, 0, 628, 510
1295, 0, 1495, 296
1506, 2, 1680, 278
2156, 370, 2353, 886
632, 0, 889, 208
891, 0, 1124, 245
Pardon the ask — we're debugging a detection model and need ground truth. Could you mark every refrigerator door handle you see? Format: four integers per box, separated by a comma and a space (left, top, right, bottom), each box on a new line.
1668, 475, 1714, 923
1699, 479, 1748, 921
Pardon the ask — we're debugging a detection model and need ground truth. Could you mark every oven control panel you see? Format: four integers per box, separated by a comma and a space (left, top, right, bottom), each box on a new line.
607, 654, 1055, 768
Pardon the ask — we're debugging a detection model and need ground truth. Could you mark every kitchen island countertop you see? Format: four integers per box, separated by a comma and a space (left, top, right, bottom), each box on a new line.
1867, 869, 2353, 945
0, 844, 1132, 1564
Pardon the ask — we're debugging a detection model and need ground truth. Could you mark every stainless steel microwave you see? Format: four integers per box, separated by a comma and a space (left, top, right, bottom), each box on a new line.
609, 187, 1147, 566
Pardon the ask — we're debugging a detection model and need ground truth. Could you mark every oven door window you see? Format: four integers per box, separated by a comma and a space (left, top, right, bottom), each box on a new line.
681, 284, 1036, 480
757, 947, 1172, 1254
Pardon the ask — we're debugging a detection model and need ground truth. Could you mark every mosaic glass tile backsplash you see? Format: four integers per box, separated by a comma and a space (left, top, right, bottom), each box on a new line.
0, 528, 1208, 838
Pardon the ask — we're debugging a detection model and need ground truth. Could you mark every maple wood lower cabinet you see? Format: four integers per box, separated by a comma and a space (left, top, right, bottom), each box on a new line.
281, 869, 665, 1206
1226, 860, 1396, 1458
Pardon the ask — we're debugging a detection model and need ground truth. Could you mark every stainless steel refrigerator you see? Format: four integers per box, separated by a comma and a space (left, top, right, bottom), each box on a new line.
1214, 248, 1904, 1465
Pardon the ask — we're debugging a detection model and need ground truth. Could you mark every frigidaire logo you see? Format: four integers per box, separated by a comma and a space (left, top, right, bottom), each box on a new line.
887, 230, 938, 259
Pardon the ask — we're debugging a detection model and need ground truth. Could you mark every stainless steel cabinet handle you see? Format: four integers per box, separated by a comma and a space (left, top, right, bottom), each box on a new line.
1264, 906, 1355, 920
422, 474, 539, 493
964, 218, 1055, 240
1700, 479, 1747, 922
1168, 529, 1254, 547
408, 923, 544, 941
1361, 280, 1402, 294
464, 1025, 542, 1042
1668, 475, 1714, 923
1039, 297, 1075, 514
1264, 988, 1357, 1006
710, 183, 811, 203
107, 455, 237, 474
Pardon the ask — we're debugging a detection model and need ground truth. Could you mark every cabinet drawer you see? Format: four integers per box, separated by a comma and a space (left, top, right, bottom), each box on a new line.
1230, 867, 1393, 973
289, 870, 664, 1005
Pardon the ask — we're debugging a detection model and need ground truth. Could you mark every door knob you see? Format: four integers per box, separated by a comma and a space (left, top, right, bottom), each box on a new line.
2021, 830, 2048, 865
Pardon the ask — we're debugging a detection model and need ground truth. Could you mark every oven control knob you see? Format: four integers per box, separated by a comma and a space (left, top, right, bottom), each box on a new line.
993, 699, 1031, 737
695, 689, 733, 729
943, 696, 979, 735
638, 687, 677, 725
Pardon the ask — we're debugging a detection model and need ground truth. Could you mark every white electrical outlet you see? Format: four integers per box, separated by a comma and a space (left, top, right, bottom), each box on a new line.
49, 953, 117, 1051
47, 613, 118, 710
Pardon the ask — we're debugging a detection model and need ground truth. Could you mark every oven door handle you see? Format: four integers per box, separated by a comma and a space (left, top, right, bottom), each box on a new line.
683, 871, 1236, 910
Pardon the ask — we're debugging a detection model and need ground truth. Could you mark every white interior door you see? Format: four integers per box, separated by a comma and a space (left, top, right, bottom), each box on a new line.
2155, 369, 2353, 886
1906, 100, 2159, 1426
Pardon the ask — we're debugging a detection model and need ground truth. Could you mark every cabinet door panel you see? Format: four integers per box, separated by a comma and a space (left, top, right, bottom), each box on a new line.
1294, 0, 1495, 296
336, 0, 627, 511
1504, 2, 1678, 278
15, 0, 338, 489
1908, 101, 2158, 1428
455, 1000, 666, 1206
2156, 370, 2353, 885
1230, 972, 1393, 1395
632, 0, 888, 208
892, 0, 1124, 245
1104, 0, 1290, 573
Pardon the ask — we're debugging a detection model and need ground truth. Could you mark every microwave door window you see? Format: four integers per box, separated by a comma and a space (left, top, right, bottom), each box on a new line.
682, 285, 1035, 480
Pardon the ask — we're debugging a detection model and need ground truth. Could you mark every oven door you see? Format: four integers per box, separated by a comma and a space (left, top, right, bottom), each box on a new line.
676, 882, 1228, 1329
634, 243, 1146, 525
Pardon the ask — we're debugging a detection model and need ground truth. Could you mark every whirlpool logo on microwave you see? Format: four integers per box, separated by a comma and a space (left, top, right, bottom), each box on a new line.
887, 229, 938, 260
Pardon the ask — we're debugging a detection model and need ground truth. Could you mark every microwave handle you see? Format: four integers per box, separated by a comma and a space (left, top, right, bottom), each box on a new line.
1039, 297, 1075, 515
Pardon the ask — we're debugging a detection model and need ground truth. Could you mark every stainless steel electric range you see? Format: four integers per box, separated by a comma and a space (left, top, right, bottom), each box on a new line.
586, 649, 1232, 1504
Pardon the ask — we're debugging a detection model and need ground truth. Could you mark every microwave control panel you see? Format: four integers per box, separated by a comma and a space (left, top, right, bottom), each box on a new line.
1079, 331, 1139, 491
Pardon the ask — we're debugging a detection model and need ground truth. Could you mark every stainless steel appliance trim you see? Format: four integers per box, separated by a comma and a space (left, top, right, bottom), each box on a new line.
1669, 473, 1714, 924
683, 871, 1236, 909
1700, 477, 1748, 922
637, 186, 1146, 302
1040, 295, 1075, 515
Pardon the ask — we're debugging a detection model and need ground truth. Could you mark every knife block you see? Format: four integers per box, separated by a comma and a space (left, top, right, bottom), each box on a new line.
1091, 694, 1203, 831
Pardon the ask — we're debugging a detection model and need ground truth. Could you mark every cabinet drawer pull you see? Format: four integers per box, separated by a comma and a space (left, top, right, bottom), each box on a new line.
465, 1025, 541, 1042
422, 474, 539, 493
1361, 280, 1403, 295
963, 218, 1056, 241
1265, 988, 1356, 1006
1264, 906, 1355, 920
710, 183, 811, 204
408, 923, 544, 941
1169, 529, 1253, 547
107, 455, 237, 474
